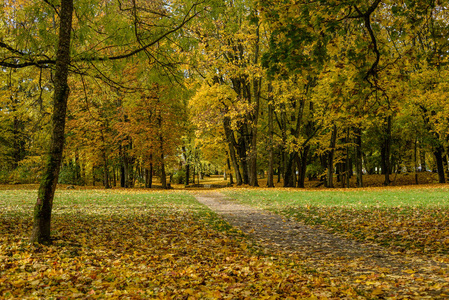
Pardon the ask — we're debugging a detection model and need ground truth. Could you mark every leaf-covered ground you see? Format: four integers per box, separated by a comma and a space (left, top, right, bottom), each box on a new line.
201, 190, 449, 299
224, 186, 449, 257
0, 189, 359, 299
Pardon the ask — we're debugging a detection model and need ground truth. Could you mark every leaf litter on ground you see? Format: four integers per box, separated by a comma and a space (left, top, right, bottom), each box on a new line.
1, 189, 359, 299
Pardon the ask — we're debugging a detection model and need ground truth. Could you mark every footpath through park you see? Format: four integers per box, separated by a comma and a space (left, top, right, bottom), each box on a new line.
192, 191, 449, 299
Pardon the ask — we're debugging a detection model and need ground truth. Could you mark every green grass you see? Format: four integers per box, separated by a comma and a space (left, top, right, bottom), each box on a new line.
0, 189, 240, 235
223, 188, 449, 255
224, 187, 449, 208
0, 189, 206, 216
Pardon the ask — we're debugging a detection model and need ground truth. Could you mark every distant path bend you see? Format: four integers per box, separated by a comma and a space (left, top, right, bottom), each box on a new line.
192, 191, 449, 298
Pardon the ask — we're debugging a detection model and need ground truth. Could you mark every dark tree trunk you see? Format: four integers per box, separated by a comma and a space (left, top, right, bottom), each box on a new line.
127, 157, 135, 188
248, 26, 261, 187
148, 162, 153, 188
345, 128, 350, 188
30, 0, 73, 244
420, 146, 427, 172
158, 116, 167, 189
100, 134, 110, 189
160, 153, 166, 189
185, 163, 190, 186
354, 127, 363, 188
434, 145, 446, 183
284, 153, 297, 187
120, 165, 126, 187
12, 115, 26, 169
113, 165, 117, 187
297, 145, 309, 188
383, 116, 392, 186
74, 150, 81, 184
238, 133, 250, 184
92, 165, 96, 186
223, 116, 242, 185
327, 124, 337, 188
414, 137, 419, 184
267, 85, 274, 188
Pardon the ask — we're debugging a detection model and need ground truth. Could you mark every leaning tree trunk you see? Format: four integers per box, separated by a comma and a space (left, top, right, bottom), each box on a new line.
30, 0, 73, 244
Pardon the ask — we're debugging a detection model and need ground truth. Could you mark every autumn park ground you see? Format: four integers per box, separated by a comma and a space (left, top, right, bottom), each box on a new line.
1, 175, 449, 299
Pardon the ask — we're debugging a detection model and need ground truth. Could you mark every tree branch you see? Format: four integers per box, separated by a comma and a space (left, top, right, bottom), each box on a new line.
0, 2, 203, 68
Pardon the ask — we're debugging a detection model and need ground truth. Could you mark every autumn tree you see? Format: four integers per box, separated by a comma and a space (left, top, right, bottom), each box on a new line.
0, 0, 206, 244
188, 0, 264, 186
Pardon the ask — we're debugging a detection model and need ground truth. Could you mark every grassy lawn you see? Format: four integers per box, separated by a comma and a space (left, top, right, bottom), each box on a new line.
0, 188, 358, 299
224, 187, 449, 256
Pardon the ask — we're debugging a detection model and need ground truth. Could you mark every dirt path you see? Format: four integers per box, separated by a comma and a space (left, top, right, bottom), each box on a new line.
192, 191, 449, 299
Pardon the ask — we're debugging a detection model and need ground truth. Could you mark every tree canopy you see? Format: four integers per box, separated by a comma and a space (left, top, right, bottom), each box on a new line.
2, 0, 449, 243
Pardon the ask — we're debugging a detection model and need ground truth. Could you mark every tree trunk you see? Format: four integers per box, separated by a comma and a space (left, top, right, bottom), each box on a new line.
120, 165, 126, 187
297, 145, 309, 188
185, 163, 190, 186
414, 137, 419, 184
383, 116, 392, 186
267, 84, 274, 188
248, 23, 261, 187
249, 127, 259, 187
30, 0, 73, 244
223, 116, 242, 185
148, 162, 153, 188
100, 133, 110, 189
160, 153, 167, 189
113, 165, 116, 187
420, 145, 427, 172
354, 127, 363, 188
238, 132, 250, 184
345, 128, 350, 188
434, 145, 446, 183
158, 118, 167, 189
327, 124, 337, 188
226, 157, 234, 185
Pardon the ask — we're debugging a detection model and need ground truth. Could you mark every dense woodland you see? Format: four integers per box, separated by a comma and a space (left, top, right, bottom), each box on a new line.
2, 0, 449, 193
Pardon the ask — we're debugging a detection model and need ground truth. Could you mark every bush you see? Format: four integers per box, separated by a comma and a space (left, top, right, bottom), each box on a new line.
172, 169, 186, 184
58, 163, 84, 185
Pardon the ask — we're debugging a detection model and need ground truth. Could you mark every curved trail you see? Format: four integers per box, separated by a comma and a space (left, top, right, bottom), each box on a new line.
192, 191, 449, 298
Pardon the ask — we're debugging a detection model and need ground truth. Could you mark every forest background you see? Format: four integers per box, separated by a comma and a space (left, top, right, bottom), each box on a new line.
2, 0, 449, 192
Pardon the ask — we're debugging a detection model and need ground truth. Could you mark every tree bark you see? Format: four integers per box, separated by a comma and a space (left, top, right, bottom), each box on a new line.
223, 116, 242, 185
267, 87, 275, 188
327, 124, 337, 188
249, 24, 261, 187
30, 0, 73, 244
100, 133, 110, 189
354, 127, 363, 188
434, 145, 446, 183
226, 156, 234, 185
414, 137, 419, 184
297, 145, 309, 188
158, 114, 167, 189
238, 130, 250, 184
383, 116, 392, 186
345, 128, 350, 188
284, 153, 296, 187
148, 162, 153, 188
